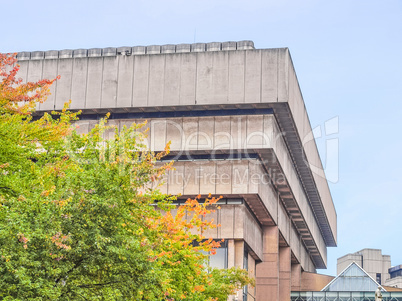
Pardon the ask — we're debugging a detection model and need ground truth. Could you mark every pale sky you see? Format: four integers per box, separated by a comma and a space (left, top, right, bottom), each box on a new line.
1, 0, 402, 276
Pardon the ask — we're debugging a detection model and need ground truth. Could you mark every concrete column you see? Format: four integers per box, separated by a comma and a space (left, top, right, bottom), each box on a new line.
291, 263, 302, 291
256, 226, 279, 301
234, 240, 244, 268
234, 240, 244, 300
279, 246, 291, 301
228, 239, 235, 268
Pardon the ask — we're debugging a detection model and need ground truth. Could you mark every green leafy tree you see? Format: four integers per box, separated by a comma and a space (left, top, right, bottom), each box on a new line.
0, 53, 254, 300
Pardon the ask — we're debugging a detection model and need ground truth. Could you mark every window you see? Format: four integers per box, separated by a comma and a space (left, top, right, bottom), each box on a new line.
376, 273, 381, 284
200, 240, 228, 269
243, 247, 248, 300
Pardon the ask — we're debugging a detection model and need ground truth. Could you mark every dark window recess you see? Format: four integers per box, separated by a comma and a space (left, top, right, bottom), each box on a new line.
390, 268, 402, 279
197, 240, 228, 269
172, 198, 244, 205
160, 153, 259, 162
34, 108, 274, 120
78, 108, 274, 120
243, 246, 249, 299
376, 273, 381, 284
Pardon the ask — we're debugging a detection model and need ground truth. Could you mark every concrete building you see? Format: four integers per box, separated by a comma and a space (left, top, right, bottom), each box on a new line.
338, 249, 391, 285
338, 249, 402, 289
386, 265, 402, 288
16, 41, 337, 300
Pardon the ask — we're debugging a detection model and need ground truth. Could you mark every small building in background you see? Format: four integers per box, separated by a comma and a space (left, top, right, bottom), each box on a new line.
386, 265, 402, 289
337, 249, 391, 285
337, 249, 402, 289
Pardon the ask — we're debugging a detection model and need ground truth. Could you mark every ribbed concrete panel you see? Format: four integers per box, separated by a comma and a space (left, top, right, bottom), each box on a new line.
199, 161, 216, 195
290, 225, 301, 264
148, 55, 165, 106
164, 54, 181, 106
165, 118, 183, 150
278, 203, 290, 244
262, 48, 278, 103
167, 164, 184, 195
182, 118, 198, 150
237, 40, 255, 50
73, 49, 87, 58
247, 160, 260, 194
197, 117, 214, 150
213, 116, 231, 149
17, 61, 29, 82
216, 163, 232, 195
220, 204, 235, 238
179, 53, 197, 105
263, 114, 275, 150
234, 206, 244, 238
132, 55, 149, 106
161, 44, 175, 54
55, 59, 73, 109
59, 49, 73, 59
210, 51, 229, 104
25, 60, 41, 110
230, 116, 247, 150
258, 177, 278, 225
40, 59, 58, 111
232, 160, 249, 194
31, 51, 44, 60
183, 161, 200, 195
191, 43, 206, 52
247, 115, 264, 147
150, 119, 167, 151
15, 61, 29, 108
70, 58, 88, 109
132, 46, 146, 55
101, 57, 118, 108
245, 50, 262, 103
17, 52, 31, 61
176, 44, 191, 53
222, 41, 237, 51
203, 208, 218, 238
277, 48, 289, 103
45, 50, 59, 59
228, 51, 245, 103
116, 55, 134, 108
85, 57, 103, 109
244, 208, 264, 258
146, 45, 161, 55
196, 52, 214, 104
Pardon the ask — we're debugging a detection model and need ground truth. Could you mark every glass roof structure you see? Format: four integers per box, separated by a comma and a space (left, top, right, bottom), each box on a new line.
290, 262, 402, 300
322, 262, 384, 292
291, 291, 402, 301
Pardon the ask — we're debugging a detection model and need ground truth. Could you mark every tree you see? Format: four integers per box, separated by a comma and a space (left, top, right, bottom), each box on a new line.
0, 53, 253, 300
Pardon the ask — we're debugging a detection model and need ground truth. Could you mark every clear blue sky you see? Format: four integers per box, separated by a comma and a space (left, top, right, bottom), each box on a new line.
2, 0, 401, 276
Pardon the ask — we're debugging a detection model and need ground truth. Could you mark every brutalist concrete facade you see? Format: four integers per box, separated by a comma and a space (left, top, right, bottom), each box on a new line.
17, 41, 337, 300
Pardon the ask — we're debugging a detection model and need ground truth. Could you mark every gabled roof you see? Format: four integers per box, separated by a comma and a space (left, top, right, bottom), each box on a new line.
322, 262, 386, 292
